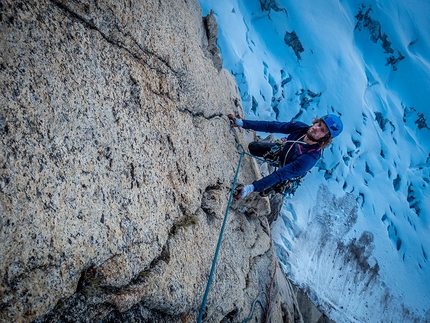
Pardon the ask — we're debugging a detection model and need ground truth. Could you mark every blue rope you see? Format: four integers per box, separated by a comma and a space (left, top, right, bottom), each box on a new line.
242, 300, 265, 323
241, 291, 267, 323
196, 139, 276, 322
197, 149, 245, 323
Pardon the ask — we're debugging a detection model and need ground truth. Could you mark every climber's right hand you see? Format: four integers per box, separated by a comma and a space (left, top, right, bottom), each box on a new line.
233, 184, 254, 200
228, 114, 237, 127
227, 114, 243, 127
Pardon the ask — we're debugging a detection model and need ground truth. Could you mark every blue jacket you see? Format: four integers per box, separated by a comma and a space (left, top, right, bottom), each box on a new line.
243, 120, 322, 192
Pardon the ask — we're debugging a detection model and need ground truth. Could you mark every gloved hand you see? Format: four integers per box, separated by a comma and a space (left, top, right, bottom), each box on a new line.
227, 114, 244, 127
233, 184, 254, 200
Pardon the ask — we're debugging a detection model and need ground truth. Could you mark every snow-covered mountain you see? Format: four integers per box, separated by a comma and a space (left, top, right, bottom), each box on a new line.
198, 0, 430, 322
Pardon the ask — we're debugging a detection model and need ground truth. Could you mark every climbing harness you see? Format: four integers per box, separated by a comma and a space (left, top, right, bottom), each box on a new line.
263, 135, 306, 167
259, 176, 303, 197
257, 134, 309, 197
263, 135, 307, 167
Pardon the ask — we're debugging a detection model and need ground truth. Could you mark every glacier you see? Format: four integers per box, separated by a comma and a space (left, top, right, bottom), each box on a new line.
199, 0, 430, 322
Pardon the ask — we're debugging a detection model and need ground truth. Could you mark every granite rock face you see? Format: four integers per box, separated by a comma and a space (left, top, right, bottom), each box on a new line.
1, 0, 304, 322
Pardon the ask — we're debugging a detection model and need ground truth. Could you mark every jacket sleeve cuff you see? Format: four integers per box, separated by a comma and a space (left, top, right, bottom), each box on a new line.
235, 118, 244, 127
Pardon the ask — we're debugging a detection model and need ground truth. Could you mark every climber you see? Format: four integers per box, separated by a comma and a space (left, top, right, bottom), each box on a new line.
228, 113, 343, 199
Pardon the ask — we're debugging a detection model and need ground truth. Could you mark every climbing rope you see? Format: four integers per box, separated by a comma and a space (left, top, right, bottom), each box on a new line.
197, 126, 279, 322
241, 170, 278, 323
241, 261, 277, 323
197, 145, 245, 323
241, 291, 267, 323
265, 264, 277, 323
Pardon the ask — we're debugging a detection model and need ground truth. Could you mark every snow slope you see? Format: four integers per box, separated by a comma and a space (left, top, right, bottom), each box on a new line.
199, 0, 430, 322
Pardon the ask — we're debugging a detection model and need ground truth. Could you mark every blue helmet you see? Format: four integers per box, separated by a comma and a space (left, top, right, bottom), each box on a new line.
322, 114, 343, 138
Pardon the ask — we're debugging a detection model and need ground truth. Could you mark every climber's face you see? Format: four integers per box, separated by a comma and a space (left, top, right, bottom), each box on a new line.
307, 120, 329, 141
